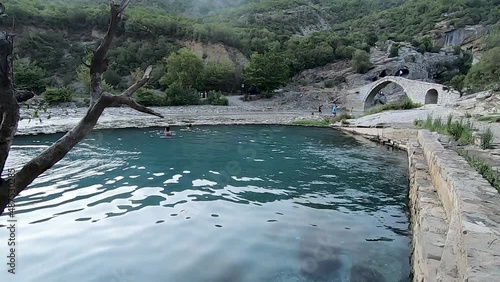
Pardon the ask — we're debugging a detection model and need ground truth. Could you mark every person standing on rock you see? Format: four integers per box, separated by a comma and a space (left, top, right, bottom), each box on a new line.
319, 105, 323, 113
332, 103, 337, 117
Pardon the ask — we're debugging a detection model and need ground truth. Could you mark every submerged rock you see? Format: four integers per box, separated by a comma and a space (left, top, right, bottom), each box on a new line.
298, 229, 352, 281
350, 264, 386, 282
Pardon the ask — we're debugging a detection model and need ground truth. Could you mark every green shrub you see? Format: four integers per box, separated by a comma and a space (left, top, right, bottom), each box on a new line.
480, 128, 494, 149
324, 80, 335, 88
166, 82, 200, 106
331, 113, 352, 123
478, 115, 500, 122
416, 115, 478, 145
366, 97, 421, 115
432, 117, 443, 131
389, 44, 400, 58
207, 90, 229, 106
459, 150, 500, 193
297, 79, 309, 86
43, 87, 73, 104
134, 88, 168, 107
352, 49, 373, 74
103, 70, 122, 86
291, 120, 329, 127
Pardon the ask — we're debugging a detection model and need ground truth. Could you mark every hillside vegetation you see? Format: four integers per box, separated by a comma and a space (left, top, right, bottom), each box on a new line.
1, 0, 499, 104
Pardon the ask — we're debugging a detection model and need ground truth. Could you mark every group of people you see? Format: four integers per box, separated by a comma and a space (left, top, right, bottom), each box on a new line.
318, 103, 338, 117
163, 124, 192, 137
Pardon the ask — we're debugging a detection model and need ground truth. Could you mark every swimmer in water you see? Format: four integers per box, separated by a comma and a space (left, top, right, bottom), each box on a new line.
164, 126, 172, 136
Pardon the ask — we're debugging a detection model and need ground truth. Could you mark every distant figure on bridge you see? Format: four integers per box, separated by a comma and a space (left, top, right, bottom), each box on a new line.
332, 103, 337, 117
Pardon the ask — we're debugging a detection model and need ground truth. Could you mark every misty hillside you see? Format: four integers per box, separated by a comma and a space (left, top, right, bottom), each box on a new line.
0, 0, 498, 102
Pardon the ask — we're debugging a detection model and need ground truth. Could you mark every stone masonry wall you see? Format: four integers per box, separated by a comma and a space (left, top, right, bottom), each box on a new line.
418, 130, 500, 281
338, 127, 500, 281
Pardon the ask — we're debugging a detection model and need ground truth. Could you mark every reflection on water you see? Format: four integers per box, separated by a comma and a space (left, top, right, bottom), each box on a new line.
5, 125, 411, 282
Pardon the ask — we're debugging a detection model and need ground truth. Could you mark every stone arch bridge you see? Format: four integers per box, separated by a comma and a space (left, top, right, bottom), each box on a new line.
355, 76, 460, 111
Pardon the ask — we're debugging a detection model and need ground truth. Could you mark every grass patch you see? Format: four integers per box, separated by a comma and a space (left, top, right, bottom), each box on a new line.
477, 115, 500, 122
480, 128, 494, 149
415, 114, 477, 145
365, 97, 422, 115
458, 150, 500, 193
291, 120, 330, 127
330, 113, 352, 123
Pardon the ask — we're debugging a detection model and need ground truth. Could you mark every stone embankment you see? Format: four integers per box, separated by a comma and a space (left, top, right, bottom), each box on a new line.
339, 127, 500, 282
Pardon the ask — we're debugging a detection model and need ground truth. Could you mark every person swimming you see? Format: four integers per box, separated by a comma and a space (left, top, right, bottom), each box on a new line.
187, 124, 193, 131
164, 126, 172, 136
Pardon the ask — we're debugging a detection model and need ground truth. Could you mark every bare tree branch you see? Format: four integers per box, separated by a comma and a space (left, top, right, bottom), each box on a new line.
122, 65, 153, 97
110, 94, 164, 118
0, 2, 163, 216
81, 57, 91, 68
89, 1, 125, 105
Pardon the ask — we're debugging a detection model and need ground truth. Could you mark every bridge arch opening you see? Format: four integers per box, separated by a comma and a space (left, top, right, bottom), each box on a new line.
364, 81, 409, 110
395, 69, 409, 77
425, 89, 438, 104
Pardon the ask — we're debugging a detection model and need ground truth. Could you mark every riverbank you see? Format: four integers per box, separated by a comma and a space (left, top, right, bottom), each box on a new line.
337, 125, 500, 282
17, 105, 324, 135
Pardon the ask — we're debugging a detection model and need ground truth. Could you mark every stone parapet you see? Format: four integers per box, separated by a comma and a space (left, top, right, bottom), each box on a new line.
418, 130, 500, 281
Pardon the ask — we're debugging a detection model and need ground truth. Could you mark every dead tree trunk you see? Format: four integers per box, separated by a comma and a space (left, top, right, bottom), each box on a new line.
0, 0, 163, 216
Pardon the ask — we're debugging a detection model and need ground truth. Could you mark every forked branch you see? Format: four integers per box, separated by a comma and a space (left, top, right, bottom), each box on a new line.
0, 1, 162, 216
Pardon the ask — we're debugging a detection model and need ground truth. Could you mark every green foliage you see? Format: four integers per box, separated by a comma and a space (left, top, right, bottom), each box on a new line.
3, 0, 499, 99
447, 74, 466, 96
351, 49, 373, 74
206, 90, 229, 106
389, 44, 400, 58
76, 64, 112, 93
43, 87, 73, 104
415, 115, 478, 145
366, 97, 421, 115
458, 150, 500, 193
412, 37, 441, 54
331, 113, 353, 123
202, 61, 236, 92
478, 115, 500, 122
464, 47, 500, 93
324, 80, 335, 88
165, 82, 200, 106
480, 128, 494, 149
14, 57, 47, 94
103, 70, 122, 87
161, 48, 204, 89
291, 120, 330, 127
134, 89, 168, 107
244, 49, 289, 93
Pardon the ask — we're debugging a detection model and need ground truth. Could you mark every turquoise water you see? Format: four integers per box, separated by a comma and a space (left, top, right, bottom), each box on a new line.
4, 125, 411, 282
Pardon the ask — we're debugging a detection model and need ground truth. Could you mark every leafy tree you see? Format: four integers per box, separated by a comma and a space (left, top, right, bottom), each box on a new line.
244, 49, 289, 93
202, 60, 235, 91
160, 48, 204, 89
103, 70, 122, 87
447, 74, 466, 97
351, 49, 373, 74
13, 58, 47, 94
